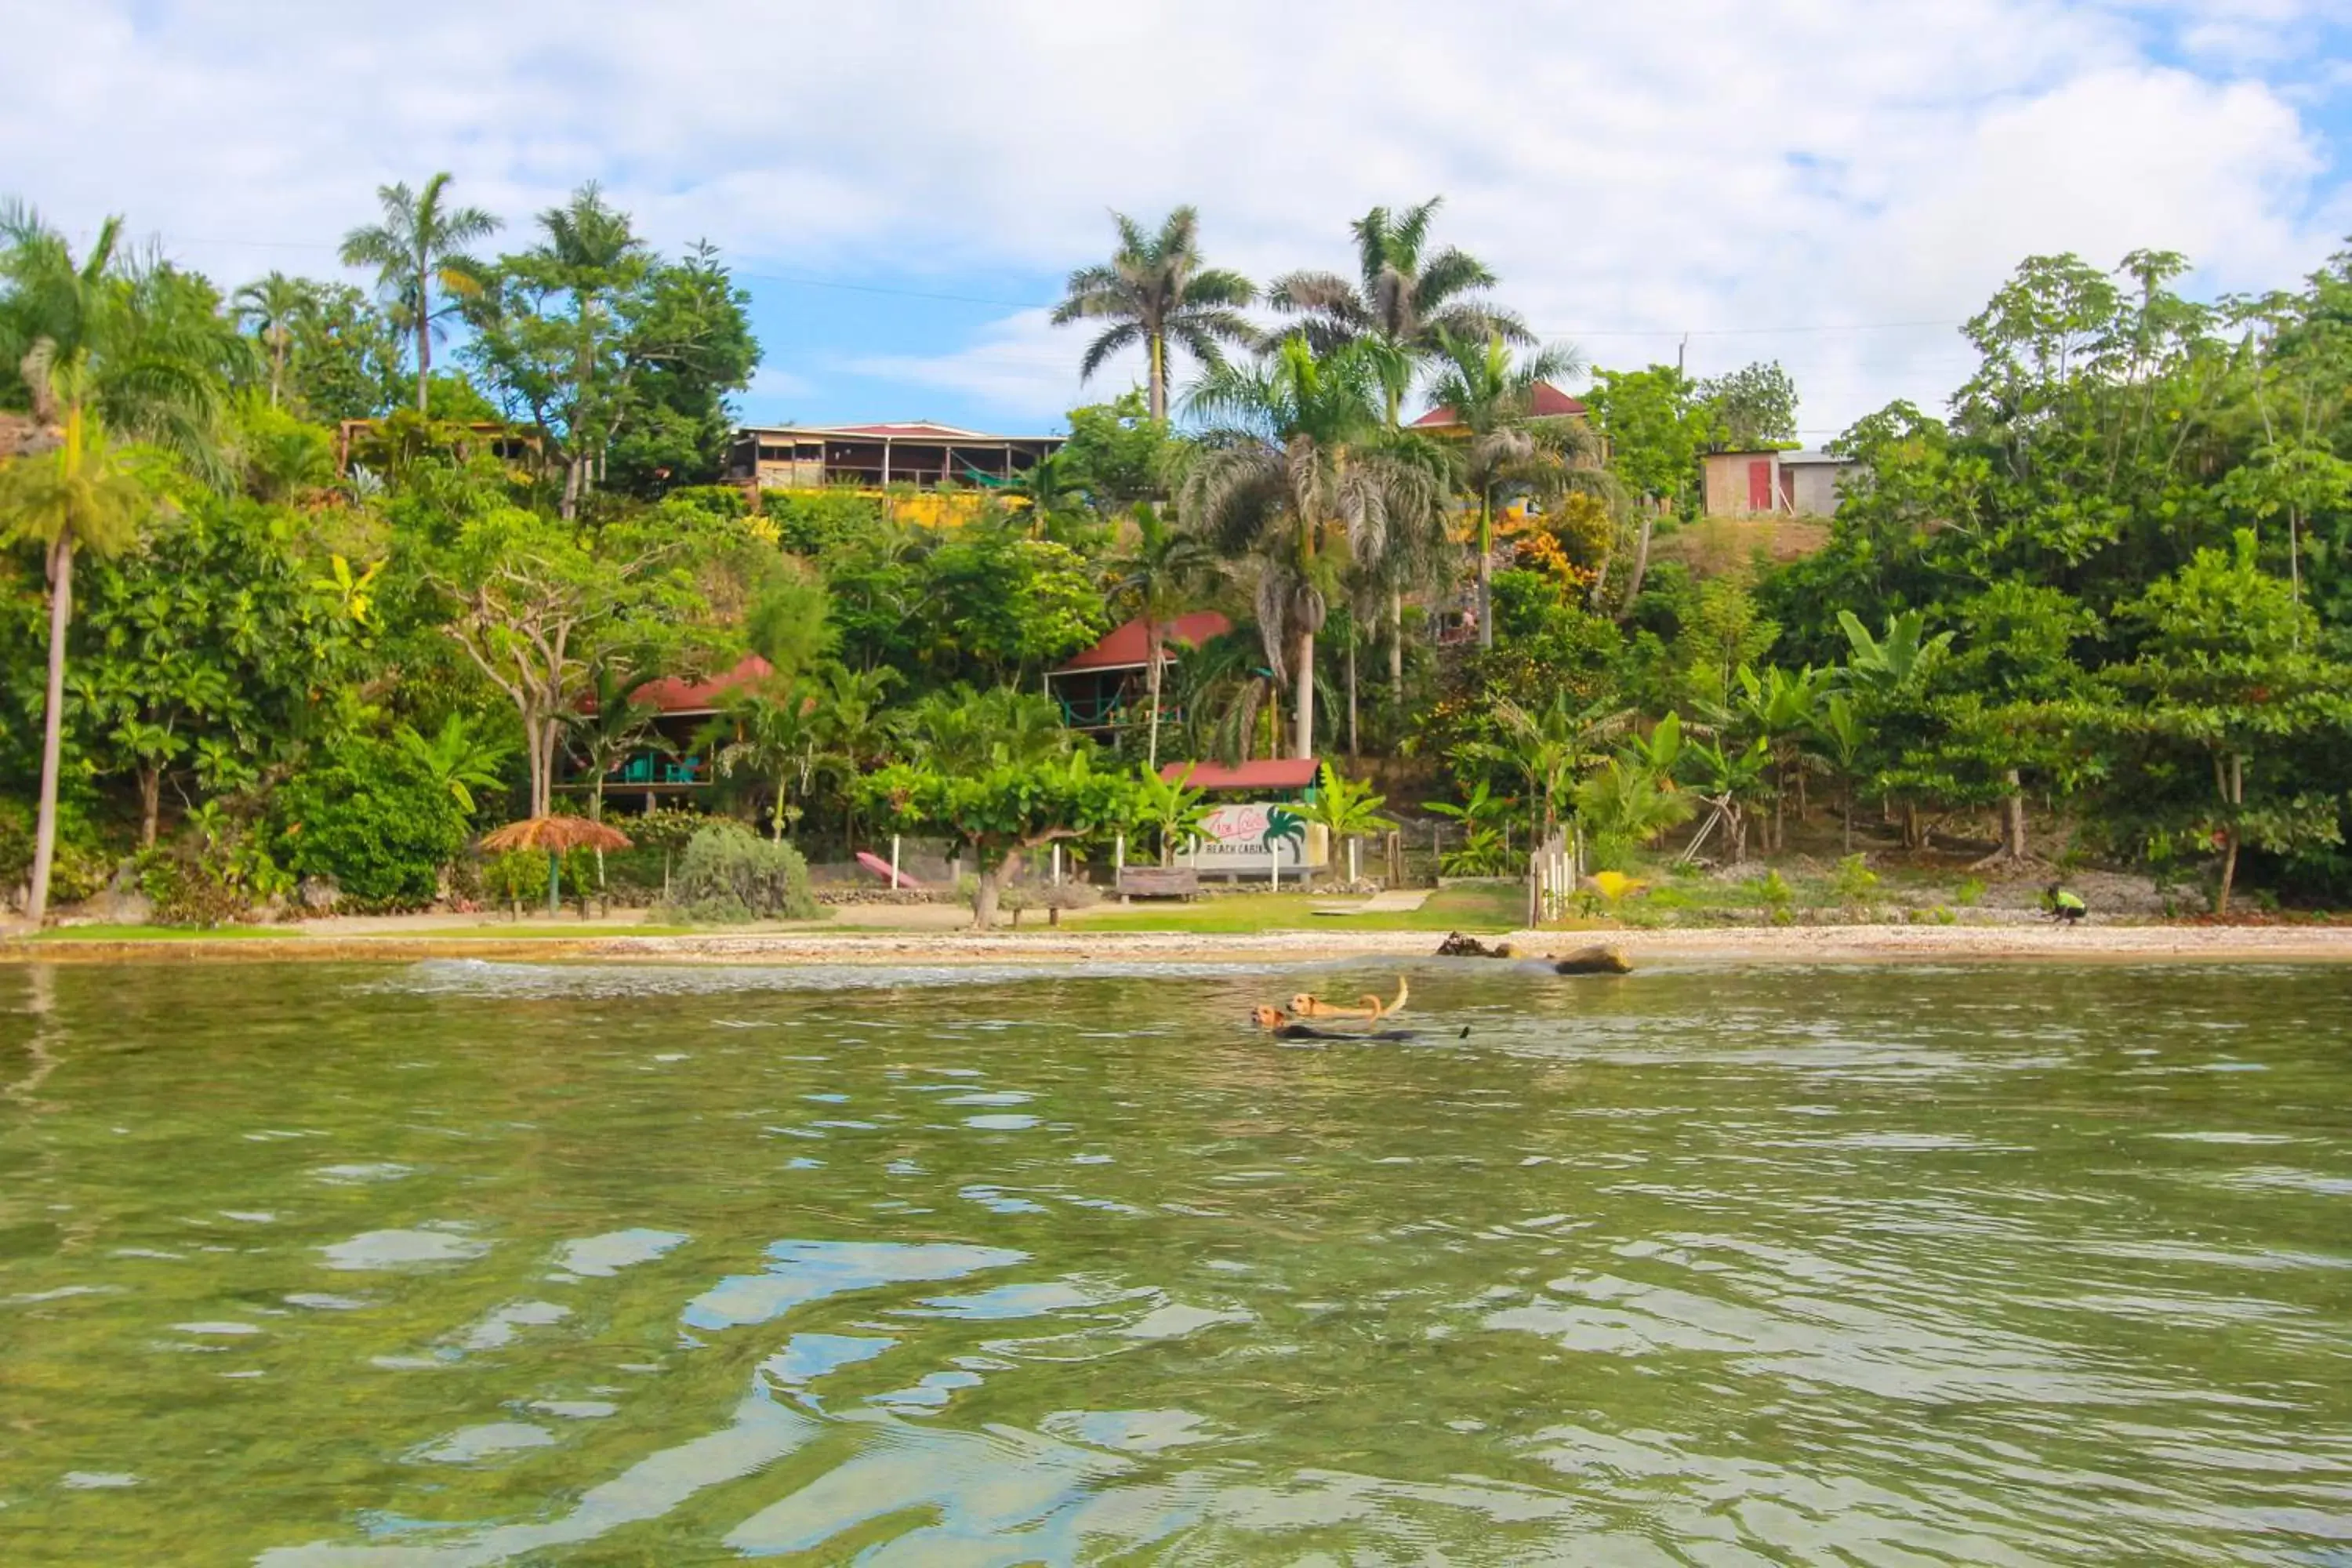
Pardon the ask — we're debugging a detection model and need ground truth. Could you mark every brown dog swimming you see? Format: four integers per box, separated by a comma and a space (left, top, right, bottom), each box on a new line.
1252, 1002, 1456, 1043
1552, 945, 1632, 975
1287, 976, 1408, 1022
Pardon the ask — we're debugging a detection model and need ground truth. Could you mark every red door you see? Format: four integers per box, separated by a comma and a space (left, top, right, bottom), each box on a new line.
1747, 459, 1773, 513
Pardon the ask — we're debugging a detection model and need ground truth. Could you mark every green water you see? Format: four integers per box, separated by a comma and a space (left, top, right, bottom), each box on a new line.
2, 960, 2349, 1566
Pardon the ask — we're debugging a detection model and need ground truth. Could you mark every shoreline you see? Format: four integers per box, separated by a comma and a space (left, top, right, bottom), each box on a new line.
5, 922, 2352, 967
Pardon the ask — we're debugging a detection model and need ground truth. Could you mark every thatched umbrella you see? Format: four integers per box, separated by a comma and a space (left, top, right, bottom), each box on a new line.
480, 814, 634, 914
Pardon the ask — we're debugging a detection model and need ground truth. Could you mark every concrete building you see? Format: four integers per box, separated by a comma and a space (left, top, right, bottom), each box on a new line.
1699, 448, 1856, 517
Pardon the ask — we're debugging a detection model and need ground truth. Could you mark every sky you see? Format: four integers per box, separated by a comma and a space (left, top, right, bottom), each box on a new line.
5, 0, 2350, 441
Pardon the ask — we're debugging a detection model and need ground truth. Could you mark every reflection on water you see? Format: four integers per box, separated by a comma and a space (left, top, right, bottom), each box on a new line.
3, 960, 2350, 1564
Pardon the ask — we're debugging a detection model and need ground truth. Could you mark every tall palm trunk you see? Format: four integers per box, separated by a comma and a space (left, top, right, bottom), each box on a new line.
1476, 488, 1495, 649
1147, 333, 1166, 422
1144, 622, 1163, 770
1294, 630, 1316, 759
415, 261, 432, 414
1388, 588, 1404, 702
26, 536, 74, 925
1346, 633, 1359, 759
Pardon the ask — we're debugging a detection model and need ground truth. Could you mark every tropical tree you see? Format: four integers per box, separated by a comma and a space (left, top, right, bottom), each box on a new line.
1809, 692, 1870, 852
705, 678, 821, 842
338, 172, 502, 413
231, 273, 307, 408
862, 749, 1134, 927
1301, 760, 1397, 883
1181, 339, 1443, 758
1104, 502, 1212, 768
1051, 207, 1256, 421
1132, 762, 1211, 866
0, 390, 154, 921
903, 684, 1069, 775
1475, 689, 1631, 840
563, 662, 668, 823
396, 713, 516, 818
1268, 196, 1532, 426
1424, 329, 1597, 646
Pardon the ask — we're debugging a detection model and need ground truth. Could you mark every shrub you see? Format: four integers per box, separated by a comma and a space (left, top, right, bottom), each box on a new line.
0, 797, 114, 908
1953, 877, 1987, 908
133, 807, 293, 927
660, 822, 822, 924
274, 739, 470, 907
481, 848, 551, 913
1744, 869, 1795, 913
1832, 854, 1881, 906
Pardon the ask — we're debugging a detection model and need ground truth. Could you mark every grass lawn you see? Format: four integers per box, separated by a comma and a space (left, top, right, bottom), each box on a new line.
24, 923, 291, 942
1066, 884, 1526, 934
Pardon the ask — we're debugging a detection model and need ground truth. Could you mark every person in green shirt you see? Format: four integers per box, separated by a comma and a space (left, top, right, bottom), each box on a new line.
2043, 883, 2087, 924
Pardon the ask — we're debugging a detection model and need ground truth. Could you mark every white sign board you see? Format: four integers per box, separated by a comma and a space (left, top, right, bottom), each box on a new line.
1191, 802, 1325, 874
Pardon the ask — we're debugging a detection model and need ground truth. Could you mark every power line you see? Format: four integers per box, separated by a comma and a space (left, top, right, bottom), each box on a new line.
139, 227, 1965, 343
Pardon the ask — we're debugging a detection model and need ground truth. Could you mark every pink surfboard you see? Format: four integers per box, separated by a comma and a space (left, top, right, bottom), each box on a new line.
856, 851, 921, 890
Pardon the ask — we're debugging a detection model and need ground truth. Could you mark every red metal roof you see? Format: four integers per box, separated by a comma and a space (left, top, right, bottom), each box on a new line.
1411, 380, 1588, 430
622, 654, 774, 715
828, 421, 989, 439
1054, 611, 1233, 673
1160, 757, 1320, 792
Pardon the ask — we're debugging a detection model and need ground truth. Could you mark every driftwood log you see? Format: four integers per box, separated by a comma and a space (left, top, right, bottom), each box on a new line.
1434, 931, 1516, 959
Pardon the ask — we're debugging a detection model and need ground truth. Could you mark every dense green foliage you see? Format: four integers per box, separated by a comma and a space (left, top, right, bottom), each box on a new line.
7, 178, 2352, 924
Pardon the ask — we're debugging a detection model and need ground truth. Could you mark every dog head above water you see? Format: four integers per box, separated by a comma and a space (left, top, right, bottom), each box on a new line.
1251, 1004, 1290, 1030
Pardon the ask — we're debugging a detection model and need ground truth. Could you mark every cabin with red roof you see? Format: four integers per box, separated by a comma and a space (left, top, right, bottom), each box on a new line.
1410, 380, 1589, 431
724, 420, 1065, 491
1044, 611, 1232, 733
556, 653, 775, 806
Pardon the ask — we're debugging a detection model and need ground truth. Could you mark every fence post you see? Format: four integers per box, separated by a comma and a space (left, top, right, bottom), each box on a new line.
1051, 844, 1062, 886
890, 834, 901, 890
1526, 849, 1541, 928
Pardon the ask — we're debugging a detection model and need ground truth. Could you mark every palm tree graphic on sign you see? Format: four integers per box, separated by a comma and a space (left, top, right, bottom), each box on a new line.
1259, 807, 1306, 857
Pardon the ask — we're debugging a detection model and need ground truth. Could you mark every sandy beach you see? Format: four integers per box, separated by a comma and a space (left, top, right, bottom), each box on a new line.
7, 920, 2351, 967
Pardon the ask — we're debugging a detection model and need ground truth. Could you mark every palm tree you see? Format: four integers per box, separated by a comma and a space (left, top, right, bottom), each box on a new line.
338, 172, 501, 414
0, 385, 151, 924
561, 662, 668, 823
705, 678, 822, 842
4, 206, 234, 923
1475, 691, 1632, 841
508, 183, 648, 517
1105, 502, 1213, 768
1052, 208, 1256, 422
1268, 197, 1531, 426
1181, 339, 1442, 759
397, 713, 517, 817
1424, 330, 1598, 648
231, 272, 306, 408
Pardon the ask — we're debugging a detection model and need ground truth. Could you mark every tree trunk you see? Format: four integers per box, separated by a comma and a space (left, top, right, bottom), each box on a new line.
416, 263, 431, 415
140, 766, 163, 849
1147, 335, 1165, 423
1388, 588, 1404, 703
1620, 510, 1656, 612
1293, 631, 1316, 760
771, 773, 789, 841
1145, 623, 1162, 771
1346, 633, 1359, 759
972, 847, 1019, 929
1476, 490, 1495, 649
2002, 769, 2027, 862
2214, 752, 2245, 915
1842, 780, 1853, 854
26, 536, 74, 925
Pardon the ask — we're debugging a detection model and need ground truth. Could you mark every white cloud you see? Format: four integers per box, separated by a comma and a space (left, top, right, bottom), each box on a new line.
838, 310, 1145, 427
3, 0, 2343, 435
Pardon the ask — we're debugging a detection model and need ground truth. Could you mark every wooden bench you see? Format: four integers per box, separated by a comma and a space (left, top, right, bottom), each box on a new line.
1116, 866, 1200, 902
